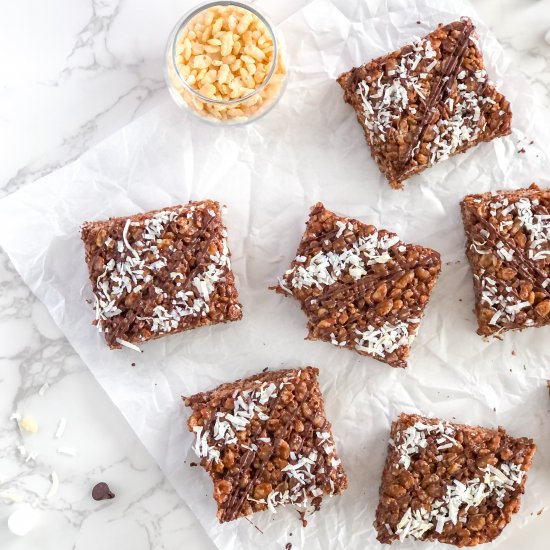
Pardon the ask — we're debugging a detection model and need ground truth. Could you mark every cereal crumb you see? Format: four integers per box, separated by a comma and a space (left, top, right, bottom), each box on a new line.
19, 416, 38, 434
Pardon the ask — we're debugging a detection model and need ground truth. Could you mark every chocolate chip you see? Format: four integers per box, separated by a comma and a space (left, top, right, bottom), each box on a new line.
92, 482, 115, 501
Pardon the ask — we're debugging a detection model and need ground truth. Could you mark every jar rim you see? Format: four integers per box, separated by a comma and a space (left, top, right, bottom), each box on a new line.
169, 1, 279, 105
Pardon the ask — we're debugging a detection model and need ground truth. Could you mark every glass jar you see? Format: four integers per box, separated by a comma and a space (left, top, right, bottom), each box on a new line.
165, 1, 287, 125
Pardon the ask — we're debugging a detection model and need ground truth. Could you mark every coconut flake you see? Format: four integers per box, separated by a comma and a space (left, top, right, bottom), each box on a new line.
122, 220, 138, 257
55, 418, 67, 439
116, 338, 143, 353
57, 446, 77, 457
489, 310, 502, 326
0, 491, 23, 503
24, 452, 38, 463
46, 471, 59, 499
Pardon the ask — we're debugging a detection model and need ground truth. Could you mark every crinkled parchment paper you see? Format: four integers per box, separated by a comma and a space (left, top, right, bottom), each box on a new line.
0, 0, 549, 548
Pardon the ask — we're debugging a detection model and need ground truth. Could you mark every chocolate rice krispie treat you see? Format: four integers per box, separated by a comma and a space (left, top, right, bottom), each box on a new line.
337, 17, 512, 188
184, 367, 348, 522
273, 204, 441, 368
81, 200, 242, 350
461, 184, 550, 337
375, 413, 536, 546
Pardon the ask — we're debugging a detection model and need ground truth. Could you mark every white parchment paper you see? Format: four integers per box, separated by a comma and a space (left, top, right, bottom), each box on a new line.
1, 0, 549, 548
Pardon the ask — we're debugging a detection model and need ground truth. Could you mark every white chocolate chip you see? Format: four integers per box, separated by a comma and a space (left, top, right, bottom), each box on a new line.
8, 505, 40, 537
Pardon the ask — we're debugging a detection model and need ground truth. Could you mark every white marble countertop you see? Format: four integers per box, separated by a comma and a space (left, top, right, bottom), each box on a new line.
1, 1, 549, 548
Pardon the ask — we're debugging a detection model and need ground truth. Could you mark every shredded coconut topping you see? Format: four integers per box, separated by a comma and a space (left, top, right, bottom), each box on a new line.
355, 321, 414, 359
479, 275, 530, 326
515, 198, 550, 257
393, 421, 458, 470
192, 381, 279, 463
255, 427, 343, 513
357, 39, 436, 136
395, 461, 524, 541
285, 227, 399, 290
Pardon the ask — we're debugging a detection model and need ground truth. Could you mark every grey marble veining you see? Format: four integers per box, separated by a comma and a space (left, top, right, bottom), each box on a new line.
0, 1, 549, 548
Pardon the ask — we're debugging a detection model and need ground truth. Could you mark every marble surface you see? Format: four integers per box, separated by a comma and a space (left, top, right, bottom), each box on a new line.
1, 0, 549, 548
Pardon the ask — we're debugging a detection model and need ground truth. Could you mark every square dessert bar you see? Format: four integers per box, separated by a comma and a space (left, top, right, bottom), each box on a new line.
375, 413, 536, 546
337, 17, 512, 188
81, 200, 242, 350
461, 184, 550, 337
273, 203, 441, 368
184, 367, 347, 523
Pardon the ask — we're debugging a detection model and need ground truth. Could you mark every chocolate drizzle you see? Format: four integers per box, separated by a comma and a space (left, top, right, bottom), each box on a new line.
397, 18, 475, 176
470, 208, 550, 298
175, 212, 221, 291
113, 211, 221, 345
221, 377, 331, 522
303, 251, 438, 309
220, 388, 288, 522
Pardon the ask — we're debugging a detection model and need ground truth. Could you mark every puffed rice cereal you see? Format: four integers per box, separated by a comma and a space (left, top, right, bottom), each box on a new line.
166, 3, 287, 123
